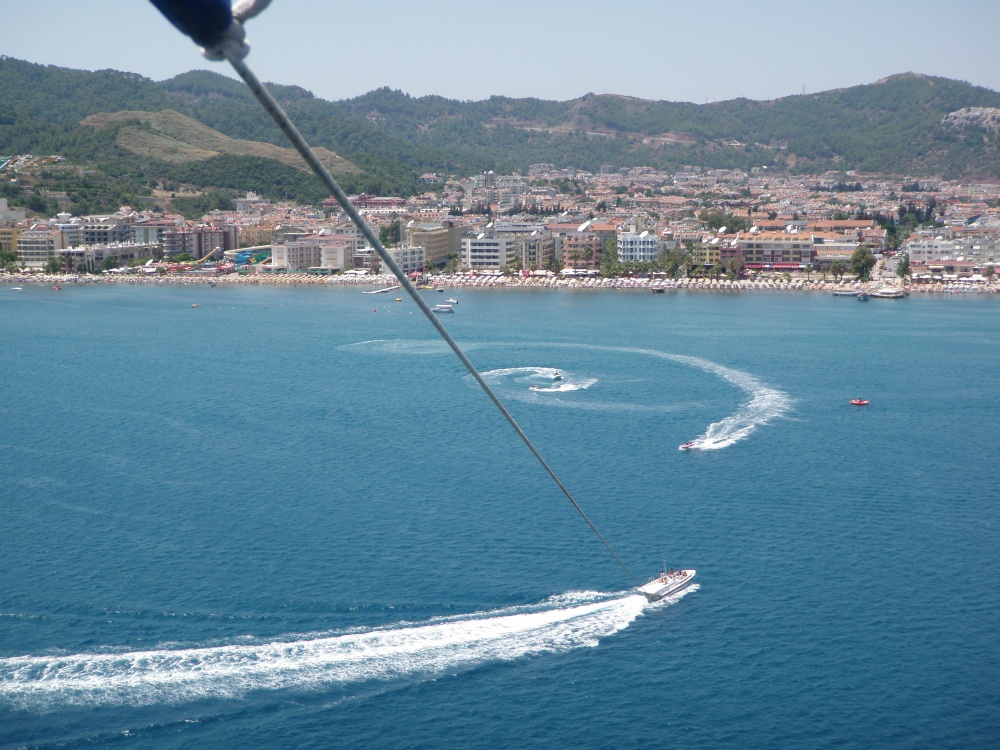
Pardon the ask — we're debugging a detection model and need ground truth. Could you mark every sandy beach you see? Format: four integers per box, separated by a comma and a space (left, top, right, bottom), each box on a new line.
2, 270, 995, 294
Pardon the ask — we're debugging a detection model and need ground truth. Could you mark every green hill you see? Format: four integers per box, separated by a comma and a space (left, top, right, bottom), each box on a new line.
2, 56, 999, 217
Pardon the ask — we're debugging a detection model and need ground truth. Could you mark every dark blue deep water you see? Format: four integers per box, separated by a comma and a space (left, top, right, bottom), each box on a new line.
1, 284, 998, 748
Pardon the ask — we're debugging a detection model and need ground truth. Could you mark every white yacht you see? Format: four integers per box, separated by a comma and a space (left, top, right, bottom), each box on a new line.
638, 569, 696, 601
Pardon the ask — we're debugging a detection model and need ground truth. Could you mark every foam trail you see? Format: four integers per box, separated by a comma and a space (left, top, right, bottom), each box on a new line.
343, 340, 791, 447
523, 344, 791, 449
480, 366, 597, 394
661, 353, 791, 450
0, 591, 694, 712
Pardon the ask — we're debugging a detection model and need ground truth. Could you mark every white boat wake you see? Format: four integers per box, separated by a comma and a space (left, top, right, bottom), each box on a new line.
658, 352, 791, 450
480, 366, 597, 393
0, 589, 694, 712
343, 340, 791, 449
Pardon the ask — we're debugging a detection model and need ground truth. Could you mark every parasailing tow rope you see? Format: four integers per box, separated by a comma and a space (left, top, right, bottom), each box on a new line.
148, 0, 643, 589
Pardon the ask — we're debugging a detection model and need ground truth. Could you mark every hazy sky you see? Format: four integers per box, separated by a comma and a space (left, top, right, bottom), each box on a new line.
5, 0, 999, 104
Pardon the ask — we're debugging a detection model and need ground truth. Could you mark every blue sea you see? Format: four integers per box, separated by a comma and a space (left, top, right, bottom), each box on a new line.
1, 284, 998, 749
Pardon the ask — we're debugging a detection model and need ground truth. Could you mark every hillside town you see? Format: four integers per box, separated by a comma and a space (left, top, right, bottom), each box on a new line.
3, 160, 1000, 291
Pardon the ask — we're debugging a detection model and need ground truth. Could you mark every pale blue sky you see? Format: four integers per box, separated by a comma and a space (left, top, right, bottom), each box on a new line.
5, 0, 999, 103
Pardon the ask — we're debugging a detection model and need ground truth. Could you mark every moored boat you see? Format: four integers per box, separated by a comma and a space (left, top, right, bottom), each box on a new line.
638, 568, 696, 601
849, 399, 869, 406
869, 287, 907, 299
832, 290, 858, 297
432, 304, 454, 314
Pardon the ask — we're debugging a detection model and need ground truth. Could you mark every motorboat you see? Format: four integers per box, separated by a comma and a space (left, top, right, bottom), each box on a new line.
849, 399, 869, 406
869, 287, 907, 299
638, 569, 696, 602
857, 292, 870, 301
551, 372, 563, 381
432, 304, 454, 314
529, 384, 540, 391
394, 297, 402, 302
445, 298, 458, 305
832, 290, 858, 297
679, 441, 696, 451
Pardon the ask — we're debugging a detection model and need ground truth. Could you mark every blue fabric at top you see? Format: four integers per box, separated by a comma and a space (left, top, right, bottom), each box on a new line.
148, 0, 233, 48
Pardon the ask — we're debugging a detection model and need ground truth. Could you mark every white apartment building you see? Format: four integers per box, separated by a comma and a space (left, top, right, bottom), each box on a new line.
47, 213, 83, 247
58, 242, 160, 272
17, 227, 67, 268
382, 245, 426, 275
616, 230, 662, 263
462, 235, 513, 271
904, 237, 1000, 265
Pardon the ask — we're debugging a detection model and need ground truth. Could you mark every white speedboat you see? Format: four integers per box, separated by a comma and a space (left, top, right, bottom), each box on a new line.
638, 569, 696, 601
445, 298, 458, 304
432, 304, 454, 314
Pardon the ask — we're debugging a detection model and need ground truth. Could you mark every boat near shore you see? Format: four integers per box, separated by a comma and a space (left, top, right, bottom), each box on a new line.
638, 569, 696, 601
832, 290, 859, 297
869, 287, 907, 299
362, 285, 402, 295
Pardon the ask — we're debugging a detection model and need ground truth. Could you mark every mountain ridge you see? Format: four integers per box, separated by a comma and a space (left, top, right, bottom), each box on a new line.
2, 56, 1000, 217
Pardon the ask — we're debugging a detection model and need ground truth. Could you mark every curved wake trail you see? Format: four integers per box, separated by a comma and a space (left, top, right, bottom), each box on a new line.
659, 352, 791, 450
0, 591, 693, 712
344, 340, 791, 449
511, 344, 791, 450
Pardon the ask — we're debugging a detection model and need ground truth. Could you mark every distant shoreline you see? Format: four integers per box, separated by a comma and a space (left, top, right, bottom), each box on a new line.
3, 271, 995, 294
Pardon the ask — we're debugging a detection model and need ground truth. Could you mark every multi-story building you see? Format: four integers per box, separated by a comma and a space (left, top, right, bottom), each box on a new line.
57, 242, 160, 272
48, 213, 84, 247
616, 230, 662, 264
739, 231, 825, 270
161, 226, 238, 260
382, 245, 426, 275
462, 235, 513, 271
132, 218, 182, 245
0, 224, 19, 256
405, 221, 464, 268
16, 226, 67, 268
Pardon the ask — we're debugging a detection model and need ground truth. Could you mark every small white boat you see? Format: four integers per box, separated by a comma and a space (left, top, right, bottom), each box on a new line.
551, 372, 563, 381
869, 287, 907, 299
362, 285, 402, 295
638, 569, 696, 602
432, 304, 454, 314
11, 287, 22, 291
445, 298, 458, 304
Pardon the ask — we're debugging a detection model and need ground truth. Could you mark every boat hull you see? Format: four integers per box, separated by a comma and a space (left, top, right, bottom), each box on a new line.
638, 569, 696, 601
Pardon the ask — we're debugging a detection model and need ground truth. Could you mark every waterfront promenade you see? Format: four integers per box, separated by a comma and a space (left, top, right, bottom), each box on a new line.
2, 271, 995, 294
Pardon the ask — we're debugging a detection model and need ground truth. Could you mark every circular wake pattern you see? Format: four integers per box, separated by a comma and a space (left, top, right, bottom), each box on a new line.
0, 589, 694, 711
344, 340, 792, 449
480, 366, 596, 393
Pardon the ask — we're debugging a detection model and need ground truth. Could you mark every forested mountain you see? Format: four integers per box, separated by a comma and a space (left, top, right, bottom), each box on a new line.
2, 55, 999, 216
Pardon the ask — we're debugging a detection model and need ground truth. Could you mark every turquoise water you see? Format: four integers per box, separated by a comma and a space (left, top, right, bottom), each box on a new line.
1, 285, 997, 748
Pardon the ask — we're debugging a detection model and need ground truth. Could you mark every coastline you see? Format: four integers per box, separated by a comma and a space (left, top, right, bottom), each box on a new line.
2, 271, 995, 294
